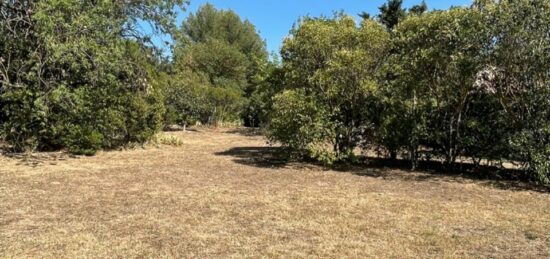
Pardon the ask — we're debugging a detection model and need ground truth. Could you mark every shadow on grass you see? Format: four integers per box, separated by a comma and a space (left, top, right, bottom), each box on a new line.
215, 146, 550, 193
163, 127, 200, 133
215, 146, 290, 168
1, 152, 78, 167
224, 128, 264, 137
337, 158, 549, 193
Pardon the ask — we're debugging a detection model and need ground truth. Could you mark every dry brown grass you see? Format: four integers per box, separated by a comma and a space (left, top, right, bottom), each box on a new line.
1, 128, 549, 258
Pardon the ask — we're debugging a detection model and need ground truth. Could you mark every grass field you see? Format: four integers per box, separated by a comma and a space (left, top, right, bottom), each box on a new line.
1, 128, 549, 258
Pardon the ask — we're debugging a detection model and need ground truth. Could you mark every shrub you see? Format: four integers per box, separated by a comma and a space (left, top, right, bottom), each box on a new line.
267, 90, 335, 160
0, 1, 178, 154
153, 134, 184, 147
65, 126, 104, 156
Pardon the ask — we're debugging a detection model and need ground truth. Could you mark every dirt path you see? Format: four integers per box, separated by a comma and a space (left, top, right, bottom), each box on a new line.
1, 128, 549, 258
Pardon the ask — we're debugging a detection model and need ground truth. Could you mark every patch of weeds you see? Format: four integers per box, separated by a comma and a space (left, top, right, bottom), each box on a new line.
524, 230, 539, 241
151, 134, 184, 147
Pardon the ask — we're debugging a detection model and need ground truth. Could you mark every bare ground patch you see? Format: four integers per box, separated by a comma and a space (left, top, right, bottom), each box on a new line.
1, 128, 549, 258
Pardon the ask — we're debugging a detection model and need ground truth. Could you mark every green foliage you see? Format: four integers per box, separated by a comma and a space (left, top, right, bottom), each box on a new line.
389, 7, 489, 166
64, 125, 104, 156
477, 0, 550, 182
378, 0, 406, 30
176, 39, 249, 87
269, 1, 548, 183
0, 86, 45, 152
358, 12, 371, 20
168, 4, 268, 126
268, 90, 334, 161
409, 1, 428, 16
0, 0, 185, 154
164, 71, 211, 125
247, 56, 285, 127
181, 3, 266, 61
271, 15, 390, 160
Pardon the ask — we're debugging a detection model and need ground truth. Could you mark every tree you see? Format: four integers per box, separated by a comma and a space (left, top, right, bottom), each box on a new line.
358, 12, 371, 20
378, 0, 406, 30
270, 15, 390, 160
388, 7, 490, 168
246, 54, 285, 127
268, 89, 335, 162
0, 0, 187, 154
181, 3, 265, 58
164, 70, 211, 126
176, 39, 249, 87
170, 4, 268, 125
178, 3, 267, 94
409, 1, 428, 15
476, 0, 550, 182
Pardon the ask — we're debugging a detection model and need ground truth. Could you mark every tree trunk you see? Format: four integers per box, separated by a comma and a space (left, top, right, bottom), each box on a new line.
410, 146, 418, 171
390, 150, 397, 160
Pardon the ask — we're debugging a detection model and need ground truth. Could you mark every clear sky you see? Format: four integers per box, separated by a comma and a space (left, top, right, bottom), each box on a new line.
174, 0, 473, 55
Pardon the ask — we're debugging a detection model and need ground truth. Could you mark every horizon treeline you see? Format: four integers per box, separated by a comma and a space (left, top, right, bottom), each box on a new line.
1, 0, 548, 183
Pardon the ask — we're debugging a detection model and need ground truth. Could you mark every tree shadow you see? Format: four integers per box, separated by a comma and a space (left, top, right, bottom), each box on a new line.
215, 146, 290, 168
163, 127, 200, 133
224, 128, 263, 137
335, 158, 549, 193
1, 152, 78, 167
215, 146, 549, 193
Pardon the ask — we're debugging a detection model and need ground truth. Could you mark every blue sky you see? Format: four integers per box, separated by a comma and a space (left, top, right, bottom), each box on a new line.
172, 0, 472, 55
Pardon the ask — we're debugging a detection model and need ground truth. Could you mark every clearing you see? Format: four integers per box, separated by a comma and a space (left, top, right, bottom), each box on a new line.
0, 128, 549, 258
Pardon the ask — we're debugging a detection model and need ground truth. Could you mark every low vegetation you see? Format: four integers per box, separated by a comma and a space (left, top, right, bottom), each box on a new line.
151, 134, 184, 147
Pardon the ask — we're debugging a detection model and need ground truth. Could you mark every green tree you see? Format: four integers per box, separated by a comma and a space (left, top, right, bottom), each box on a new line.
247, 54, 285, 127
271, 15, 390, 160
0, 0, 187, 154
181, 3, 266, 62
358, 12, 371, 20
164, 70, 211, 126
268, 89, 335, 162
170, 4, 268, 125
388, 7, 489, 168
378, 0, 406, 30
176, 38, 249, 87
476, 0, 550, 182
409, 1, 428, 15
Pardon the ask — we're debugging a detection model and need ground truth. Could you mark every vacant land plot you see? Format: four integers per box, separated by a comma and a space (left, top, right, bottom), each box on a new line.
1, 128, 549, 258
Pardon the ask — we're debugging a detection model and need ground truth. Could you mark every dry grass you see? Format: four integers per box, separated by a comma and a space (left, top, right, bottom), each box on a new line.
0, 128, 549, 258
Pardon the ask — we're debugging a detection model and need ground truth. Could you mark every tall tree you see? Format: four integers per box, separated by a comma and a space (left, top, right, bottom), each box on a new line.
378, 0, 406, 30
409, 1, 428, 15
358, 11, 371, 20
170, 4, 268, 126
180, 3, 266, 62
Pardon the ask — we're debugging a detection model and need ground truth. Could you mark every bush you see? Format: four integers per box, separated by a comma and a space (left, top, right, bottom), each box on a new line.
267, 90, 335, 160
0, 2, 173, 155
152, 134, 184, 147
65, 126, 104, 156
